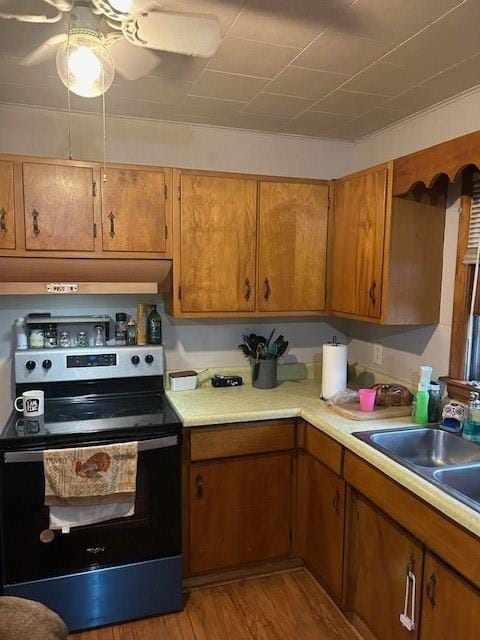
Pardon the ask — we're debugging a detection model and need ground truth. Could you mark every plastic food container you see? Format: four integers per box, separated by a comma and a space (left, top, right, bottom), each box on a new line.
169, 370, 198, 391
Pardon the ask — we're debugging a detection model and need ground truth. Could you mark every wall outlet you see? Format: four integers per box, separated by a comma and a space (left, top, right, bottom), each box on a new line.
373, 343, 383, 366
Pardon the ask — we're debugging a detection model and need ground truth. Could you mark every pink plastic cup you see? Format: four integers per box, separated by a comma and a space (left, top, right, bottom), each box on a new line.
359, 388, 377, 412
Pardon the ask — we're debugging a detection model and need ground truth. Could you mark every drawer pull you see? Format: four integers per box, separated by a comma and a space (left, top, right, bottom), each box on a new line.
244, 278, 251, 301
332, 489, 340, 514
108, 211, 115, 238
0, 208, 6, 235
32, 209, 40, 236
196, 474, 204, 498
369, 280, 377, 306
426, 572, 437, 607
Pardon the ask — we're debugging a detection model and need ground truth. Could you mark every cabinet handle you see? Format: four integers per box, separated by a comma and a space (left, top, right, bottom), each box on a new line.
195, 474, 204, 499
263, 277, 271, 301
0, 208, 6, 235
244, 278, 251, 301
399, 554, 417, 631
332, 489, 340, 514
108, 211, 115, 238
426, 572, 437, 607
369, 280, 377, 306
32, 209, 40, 236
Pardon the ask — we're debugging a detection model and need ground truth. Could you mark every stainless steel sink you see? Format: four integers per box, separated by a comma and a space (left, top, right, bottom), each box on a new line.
369, 428, 480, 468
354, 426, 480, 513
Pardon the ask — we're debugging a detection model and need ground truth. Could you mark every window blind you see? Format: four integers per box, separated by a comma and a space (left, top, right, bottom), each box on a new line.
464, 172, 480, 264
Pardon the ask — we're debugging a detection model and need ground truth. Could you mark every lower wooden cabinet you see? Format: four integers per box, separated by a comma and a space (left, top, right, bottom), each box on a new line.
345, 493, 424, 640
304, 455, 345, 602
420, 553, 480, 640
189, 452, 293, 574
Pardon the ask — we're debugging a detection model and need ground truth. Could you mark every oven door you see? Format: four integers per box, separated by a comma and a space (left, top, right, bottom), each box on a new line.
0, 434, 181, 585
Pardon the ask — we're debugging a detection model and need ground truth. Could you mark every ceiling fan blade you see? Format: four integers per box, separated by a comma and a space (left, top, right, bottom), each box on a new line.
108, 37, 159, 80
125, 10, 221, 58
21, 33, 67, 66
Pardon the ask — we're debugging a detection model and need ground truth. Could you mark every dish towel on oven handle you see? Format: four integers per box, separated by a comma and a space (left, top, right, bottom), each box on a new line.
43, 441, 138, 533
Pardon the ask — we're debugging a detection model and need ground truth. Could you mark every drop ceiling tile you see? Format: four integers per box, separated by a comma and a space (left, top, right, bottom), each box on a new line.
0, 82, 66, 110
243, 92, 315, 118
311, 90, 389, 116
191, 70, 269, 101
233, 113, 290, 132
342, 62, 430, 96
207, 37, 300, 79
267, 66, 348, 100
281, 110, 352, 137
229, 0, 353, 48
294, 31, 393, 75
338, 0, 464, 44
384, 1, 480, 76
149, 53, 208, 82
0, 57, 58, 88
423, 52, 480, 96
106, 98, 180, 120
107, 77, 193, 105
384, 85, 460, 116
0, 17, 66, 57
346, 107, 405, 138
180, 95, 247, 117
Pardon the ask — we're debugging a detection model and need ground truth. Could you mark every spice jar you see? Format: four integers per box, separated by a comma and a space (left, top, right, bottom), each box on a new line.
93, 325, 105, 347
44, 323, 58, 348
29, 325, 44, 349
115, 313, 128, 346
59, 331, 71, 348
77, 331, 88, 348
127, 318, 137, 345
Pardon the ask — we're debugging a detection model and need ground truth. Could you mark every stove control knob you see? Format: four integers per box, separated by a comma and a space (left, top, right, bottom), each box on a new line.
145, 354, 154, 364
131, 355, 140, 365
26, 360, 36, 371
42, 359, 52, 370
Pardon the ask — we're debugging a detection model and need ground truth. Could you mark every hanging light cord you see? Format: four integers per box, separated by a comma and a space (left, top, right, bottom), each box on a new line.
65, 13, 73, 160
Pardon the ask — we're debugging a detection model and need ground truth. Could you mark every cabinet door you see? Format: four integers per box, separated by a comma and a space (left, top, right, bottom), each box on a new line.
420, 553, 480, 640
180, 173, 257, 312
102, 168, 167, 253
189, 452, 292, 574
23, 162, 95, 251
0, 160, 15, 249
331, 166, 387, 319
257, 181, 329, 311
345, 493, 423, 640
305, 456, 345, 602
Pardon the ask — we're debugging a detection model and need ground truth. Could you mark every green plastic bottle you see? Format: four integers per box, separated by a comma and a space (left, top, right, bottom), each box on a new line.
147, 304, 162, 345
463, 392, 480, 442
413, 365, 432, 425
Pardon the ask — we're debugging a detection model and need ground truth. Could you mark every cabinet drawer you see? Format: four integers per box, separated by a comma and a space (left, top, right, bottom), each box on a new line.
305, 423, 343, 475
190, 420, 295, 461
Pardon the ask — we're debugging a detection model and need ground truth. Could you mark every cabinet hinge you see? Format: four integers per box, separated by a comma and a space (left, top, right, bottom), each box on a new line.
164, 225, 168, 240
93, 223, 97, 238
92, 181, 97, 197
164, 184, 167, 199
178, 285, 182, 300
177, 186, 181, 201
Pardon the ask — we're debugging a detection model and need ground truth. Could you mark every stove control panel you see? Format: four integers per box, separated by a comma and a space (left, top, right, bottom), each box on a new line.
15, 346, 164, 383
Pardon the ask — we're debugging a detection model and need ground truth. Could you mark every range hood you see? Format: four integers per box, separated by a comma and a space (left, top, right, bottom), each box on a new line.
0, 258, 172, 295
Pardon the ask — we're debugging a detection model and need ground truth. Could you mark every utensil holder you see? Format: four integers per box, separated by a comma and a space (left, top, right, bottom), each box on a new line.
252, 359, 277, 389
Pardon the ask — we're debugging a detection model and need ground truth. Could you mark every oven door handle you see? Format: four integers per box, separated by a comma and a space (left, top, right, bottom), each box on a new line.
3, 435, 179, 464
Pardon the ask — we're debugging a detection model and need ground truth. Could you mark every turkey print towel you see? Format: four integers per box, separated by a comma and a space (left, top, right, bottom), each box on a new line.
43, 442, 138, 531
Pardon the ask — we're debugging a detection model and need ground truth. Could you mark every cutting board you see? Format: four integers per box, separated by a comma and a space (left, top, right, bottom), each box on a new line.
329, 401, 412, 421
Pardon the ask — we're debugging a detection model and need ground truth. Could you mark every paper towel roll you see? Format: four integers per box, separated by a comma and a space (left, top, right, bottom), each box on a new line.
322, 340, 347, 400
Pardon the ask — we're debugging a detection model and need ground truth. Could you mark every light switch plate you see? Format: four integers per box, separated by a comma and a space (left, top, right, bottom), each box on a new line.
373, 343, 383, 366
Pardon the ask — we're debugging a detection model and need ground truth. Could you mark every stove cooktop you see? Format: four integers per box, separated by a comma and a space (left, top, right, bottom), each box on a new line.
1, 393, 182, 450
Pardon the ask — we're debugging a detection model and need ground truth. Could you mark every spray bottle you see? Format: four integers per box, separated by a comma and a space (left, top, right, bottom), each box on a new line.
412, 365, 432, 424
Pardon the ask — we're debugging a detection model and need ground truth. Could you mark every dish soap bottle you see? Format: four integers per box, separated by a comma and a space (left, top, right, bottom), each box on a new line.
413, 365, 432, 424
463, 392, 480, 442
147, 304, 162, 345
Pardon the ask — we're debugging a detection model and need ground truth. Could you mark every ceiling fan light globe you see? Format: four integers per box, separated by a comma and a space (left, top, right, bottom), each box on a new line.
108, 0, 133, 14
56, 33, 115, 98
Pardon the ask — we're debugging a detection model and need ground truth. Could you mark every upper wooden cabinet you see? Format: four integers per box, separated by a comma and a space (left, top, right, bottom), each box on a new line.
23, 162, 96, 252
171, 170, 331, 317
331, 162, 446, 324
101, 167, 168, 254
179, 172, 257, 313
257, 181, 328, 312
0, 160, 15, 250
331, 165, 387, 320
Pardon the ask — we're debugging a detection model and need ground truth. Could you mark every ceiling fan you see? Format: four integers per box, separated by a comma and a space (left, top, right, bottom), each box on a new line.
0, 0, 222, 96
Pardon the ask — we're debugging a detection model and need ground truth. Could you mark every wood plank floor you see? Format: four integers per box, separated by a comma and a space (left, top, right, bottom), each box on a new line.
72, 570, 361, 640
